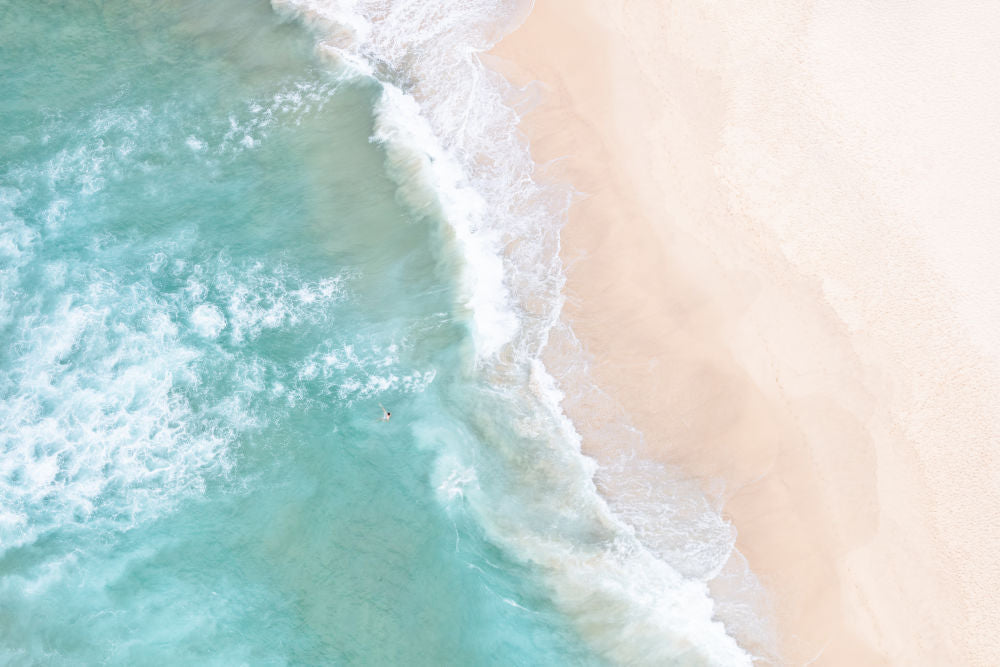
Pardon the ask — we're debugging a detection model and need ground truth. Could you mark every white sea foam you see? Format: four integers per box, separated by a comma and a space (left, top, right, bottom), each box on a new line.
216, 79, 339, 154
190, 303, 227, 338
272, 0, 762, 662
296, 337, 437, 405
0, 190, 36, 328
0, 253, 363, 556
0, 284, 230, 554
0, 149, 360, 556
371, 84, 519, 357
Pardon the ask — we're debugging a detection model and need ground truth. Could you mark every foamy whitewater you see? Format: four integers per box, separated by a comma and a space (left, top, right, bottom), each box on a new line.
1, 0, 759, 663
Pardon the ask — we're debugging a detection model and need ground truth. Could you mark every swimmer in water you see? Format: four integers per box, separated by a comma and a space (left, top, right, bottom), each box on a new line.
379, 403, 391, 422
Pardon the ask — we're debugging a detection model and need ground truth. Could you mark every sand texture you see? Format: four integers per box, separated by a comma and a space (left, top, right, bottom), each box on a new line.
493, 1, 1000, 664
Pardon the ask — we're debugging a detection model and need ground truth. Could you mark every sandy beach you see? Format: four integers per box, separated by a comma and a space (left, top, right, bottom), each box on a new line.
494, 1, 1000, 663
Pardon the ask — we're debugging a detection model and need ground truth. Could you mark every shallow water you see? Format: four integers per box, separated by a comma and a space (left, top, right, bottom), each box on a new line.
0, 1, 597, 663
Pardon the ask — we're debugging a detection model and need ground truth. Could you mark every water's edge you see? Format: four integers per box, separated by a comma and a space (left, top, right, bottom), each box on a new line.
270, 0, 765, 663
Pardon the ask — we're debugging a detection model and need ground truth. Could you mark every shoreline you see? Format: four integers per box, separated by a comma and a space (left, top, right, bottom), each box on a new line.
493, 1, 1000, 664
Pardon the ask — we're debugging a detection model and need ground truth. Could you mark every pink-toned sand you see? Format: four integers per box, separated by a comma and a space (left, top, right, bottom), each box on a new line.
493, 1, 1000, 663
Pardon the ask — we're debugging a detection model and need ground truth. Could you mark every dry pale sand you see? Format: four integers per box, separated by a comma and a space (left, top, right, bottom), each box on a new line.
493, 1, 1000, 664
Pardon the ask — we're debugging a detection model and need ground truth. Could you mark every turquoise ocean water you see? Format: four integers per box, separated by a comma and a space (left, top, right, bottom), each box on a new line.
1, 0, 759, 664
